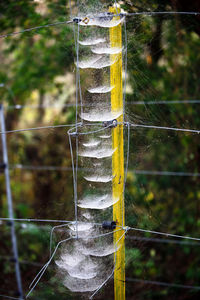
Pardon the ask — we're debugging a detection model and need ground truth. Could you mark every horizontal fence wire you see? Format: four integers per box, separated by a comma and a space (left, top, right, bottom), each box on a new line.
1, 8, 200, 300
0, 217, 72, 223
127, 226, 200, 242
0, 20, 73, 39
133, 170, 200, 177
129, 123, 200, 134
125, 277, 200, 291
3, 100, 200, 111
8, 164, 200, 177
0, 255, 43, 267
0, 11, 200, 39
1, 276, 200, 300
126, 235, 200, 246
125, 11, 200, 16
0, 122, 200, 134
0, 123, 79, 134
1, 217, 200, 242
0, 295, 21, 300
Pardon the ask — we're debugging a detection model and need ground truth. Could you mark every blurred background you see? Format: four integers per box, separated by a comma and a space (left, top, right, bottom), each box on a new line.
0, 0, 200, 299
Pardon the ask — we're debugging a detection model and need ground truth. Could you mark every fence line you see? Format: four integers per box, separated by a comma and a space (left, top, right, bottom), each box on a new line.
1, 121, 200, 135
0, 123, 79, 134
0, 217, 72, 223
128, 226, 200, 242
0, 11, 200, 39
0, 105, 23, 299
130, 123, 200, 134
125, 277, 200, 290
0, 20, 73, 39
4, 100, 200, 111
8, 164, 200, 177
127, 235, 200, 246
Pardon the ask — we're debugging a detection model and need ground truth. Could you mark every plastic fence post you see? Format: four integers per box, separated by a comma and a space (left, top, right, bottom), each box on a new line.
109, 7, 125, 300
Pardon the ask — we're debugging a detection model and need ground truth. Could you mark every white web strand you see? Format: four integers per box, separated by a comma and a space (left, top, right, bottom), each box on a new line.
1, 5, 200, 299
26, 229, 123, 298
1, 121, 200, 135
68, 133, 78, 238
26, 237, 73, 298
89, 228, 128, 299
49, 223, 74, 258
127, 226, 200, 242
129, 123, 200, 134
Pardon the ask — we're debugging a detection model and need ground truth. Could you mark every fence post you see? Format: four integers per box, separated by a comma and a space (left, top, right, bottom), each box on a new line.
0, 104, 23, 299
109, 7, 125, 300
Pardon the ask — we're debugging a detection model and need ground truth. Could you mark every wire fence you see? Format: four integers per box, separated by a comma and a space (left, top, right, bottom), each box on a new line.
7, 164, 200, 178
0, 11, 200, 39
3, 100, 200, 111
1, 5, 200, 300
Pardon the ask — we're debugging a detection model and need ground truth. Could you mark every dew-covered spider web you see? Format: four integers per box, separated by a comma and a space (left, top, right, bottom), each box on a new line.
0, 0, 200, 300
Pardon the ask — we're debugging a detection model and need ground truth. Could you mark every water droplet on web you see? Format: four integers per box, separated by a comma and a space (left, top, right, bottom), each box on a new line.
79, 147, 116, 159
77, 54, 118, 69
78, 194, 119, 209
79, 37, 106, 46
91, 46, 122, 55
83, 139, 100, 147
80, 109, 122, 122
88, 85, 114, 94
84, 175, 113, 183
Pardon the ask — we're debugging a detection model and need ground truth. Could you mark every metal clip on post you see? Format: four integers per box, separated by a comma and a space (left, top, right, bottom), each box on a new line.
102, 119, 118, 128
73, 17, 82, 24
102, 221, 117, 230
0, 162, 6, 172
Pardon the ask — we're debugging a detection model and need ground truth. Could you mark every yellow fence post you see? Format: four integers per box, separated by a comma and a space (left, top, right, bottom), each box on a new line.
109, 6, 125, 300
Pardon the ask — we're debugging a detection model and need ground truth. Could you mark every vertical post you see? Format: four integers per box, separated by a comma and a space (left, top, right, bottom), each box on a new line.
109, 7, 125, 300
0, 104, 23, 299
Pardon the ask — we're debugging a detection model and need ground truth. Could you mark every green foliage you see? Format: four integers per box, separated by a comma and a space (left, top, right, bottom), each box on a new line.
0, 1, 200, 299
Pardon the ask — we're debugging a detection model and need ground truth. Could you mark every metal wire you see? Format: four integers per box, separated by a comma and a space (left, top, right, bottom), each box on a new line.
134, 170, 200, 177
130, 123, 200, 134
0, 123, 79, 134
4, 100, 200, 111
0, 217, 73, 223
124, 11, 200, 16
0, 295, 23, 300
90, 228, 128, 299
0, 11, 199, 40
125, 277, 200, 290
26, 237, 73, 298
0, 20, 73, 39
1, 7, 200, 300
127, 235, 200, 246
127, 226, 200, 242
0, 105, 23, 300
1, 120, 200, 136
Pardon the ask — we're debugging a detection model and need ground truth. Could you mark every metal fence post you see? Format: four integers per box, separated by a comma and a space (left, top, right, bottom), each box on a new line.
0, 104, 23, 299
